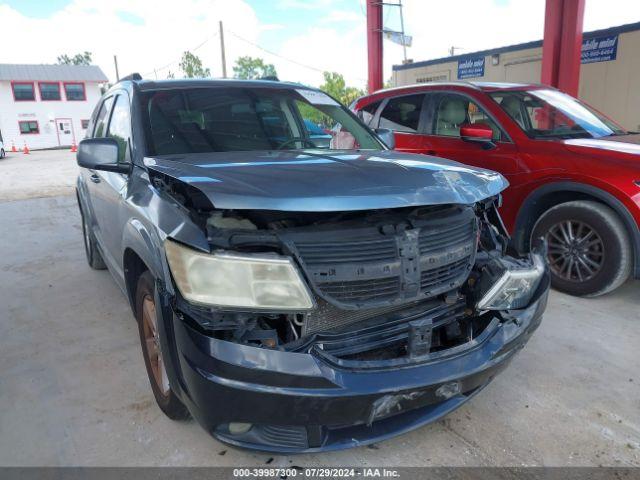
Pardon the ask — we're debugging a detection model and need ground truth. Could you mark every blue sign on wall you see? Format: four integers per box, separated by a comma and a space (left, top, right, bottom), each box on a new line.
458, 57, 485, 79
581, 35, 618, 64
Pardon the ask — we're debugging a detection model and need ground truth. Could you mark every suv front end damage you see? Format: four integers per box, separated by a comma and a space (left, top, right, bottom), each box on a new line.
76, 80, 551, 453
158, 194, 549, 452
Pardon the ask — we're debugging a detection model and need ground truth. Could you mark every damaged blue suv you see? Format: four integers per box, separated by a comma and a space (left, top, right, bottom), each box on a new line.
76, 76, 549, 452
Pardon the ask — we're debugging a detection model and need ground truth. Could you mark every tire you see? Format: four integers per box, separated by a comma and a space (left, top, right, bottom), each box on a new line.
0, 149, 5, 158
80, 207, 106, 270
532, 200, 632, 297
135, 271, 190, 420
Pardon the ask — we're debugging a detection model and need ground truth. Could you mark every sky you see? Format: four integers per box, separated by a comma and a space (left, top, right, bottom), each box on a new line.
1, 0, 640, 89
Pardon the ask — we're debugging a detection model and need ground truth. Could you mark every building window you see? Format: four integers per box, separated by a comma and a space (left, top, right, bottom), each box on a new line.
39, 82, 61, 101
81, 119, 90, 129
12, 82, 35, 101
64, 82, 86, 101
19, 121, 39, 134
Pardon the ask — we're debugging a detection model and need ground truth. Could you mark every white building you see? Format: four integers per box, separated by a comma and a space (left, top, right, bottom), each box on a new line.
0, 64, 108, 150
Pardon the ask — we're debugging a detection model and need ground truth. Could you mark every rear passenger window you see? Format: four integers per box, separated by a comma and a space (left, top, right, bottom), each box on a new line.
93, 96, 114, 138
357, 100, 382, 127
378, 95, 424, 133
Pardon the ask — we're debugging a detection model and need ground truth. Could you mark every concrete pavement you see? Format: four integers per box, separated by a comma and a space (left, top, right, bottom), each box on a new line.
0, 151, 638, 466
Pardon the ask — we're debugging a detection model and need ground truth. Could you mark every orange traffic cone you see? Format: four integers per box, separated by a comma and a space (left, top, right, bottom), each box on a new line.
11, 141, 17, 152
23, 142, 30, 154
70, 141, 77, 153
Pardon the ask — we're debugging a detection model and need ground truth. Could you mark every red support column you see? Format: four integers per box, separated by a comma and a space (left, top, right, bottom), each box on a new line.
557, 0, 585, 96
541, 0, 563, 87
366, 0, 383, 94
540, 0, 585, 97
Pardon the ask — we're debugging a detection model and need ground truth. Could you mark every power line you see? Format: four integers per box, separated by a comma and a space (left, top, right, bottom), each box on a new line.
142, 31, 218, 77
226, 29, 324, 74
226, 29, 367, 82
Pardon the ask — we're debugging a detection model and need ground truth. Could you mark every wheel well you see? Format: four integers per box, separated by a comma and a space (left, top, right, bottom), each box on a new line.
514, 190, 618, 252
123, 248, 149, 314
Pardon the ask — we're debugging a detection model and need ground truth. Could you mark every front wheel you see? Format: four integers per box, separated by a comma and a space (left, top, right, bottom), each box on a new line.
0, 149, 5, 158
135, 271, 190, 420
532, 200, 632, 297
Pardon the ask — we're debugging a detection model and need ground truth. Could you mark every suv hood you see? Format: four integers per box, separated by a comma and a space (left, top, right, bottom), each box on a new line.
564, 135, 640, 157
144, 150, 508, 212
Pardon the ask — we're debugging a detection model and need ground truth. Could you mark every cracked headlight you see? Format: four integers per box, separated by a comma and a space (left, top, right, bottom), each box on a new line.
477, 253, 546, 310
165, 240, 314, 310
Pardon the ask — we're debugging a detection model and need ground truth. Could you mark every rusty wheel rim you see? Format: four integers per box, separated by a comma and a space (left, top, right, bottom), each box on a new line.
142, 294, 170, 396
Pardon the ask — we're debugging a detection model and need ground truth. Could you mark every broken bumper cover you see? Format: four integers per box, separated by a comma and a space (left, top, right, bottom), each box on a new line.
167, 273, 549, 453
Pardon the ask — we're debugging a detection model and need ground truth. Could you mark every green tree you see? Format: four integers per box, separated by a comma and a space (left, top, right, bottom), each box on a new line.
320, 72, 365, 106
298, 72, 366, 128
179, 51, 211, 78
57, 51, 93, 65
232, 56, 277, 80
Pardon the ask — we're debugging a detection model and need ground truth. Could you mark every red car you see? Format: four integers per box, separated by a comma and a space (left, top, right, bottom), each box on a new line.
352, 82, 640, 297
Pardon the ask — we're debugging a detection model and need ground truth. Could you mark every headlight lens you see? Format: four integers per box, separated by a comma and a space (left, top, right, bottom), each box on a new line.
477, 253, 545, 310
165, 240, 314, 310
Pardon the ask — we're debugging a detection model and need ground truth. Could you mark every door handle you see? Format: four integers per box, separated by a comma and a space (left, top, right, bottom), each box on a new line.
426, 149, 437, 156
90, 174, 101, 184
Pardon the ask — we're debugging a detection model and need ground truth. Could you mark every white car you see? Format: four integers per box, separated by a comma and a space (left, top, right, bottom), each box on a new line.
0, 140, 5, 158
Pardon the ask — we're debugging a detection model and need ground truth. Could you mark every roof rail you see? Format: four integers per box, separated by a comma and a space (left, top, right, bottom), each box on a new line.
374, 80, 482, 94
118, 73, 142, 82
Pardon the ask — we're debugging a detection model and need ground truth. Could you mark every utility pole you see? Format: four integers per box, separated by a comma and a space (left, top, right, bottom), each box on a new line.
219, 21, 227, 78
113, 55, 120, 81
398, 0, 407, 63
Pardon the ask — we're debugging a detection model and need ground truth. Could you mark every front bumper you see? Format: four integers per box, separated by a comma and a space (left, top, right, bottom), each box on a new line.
161, 273, 549, 453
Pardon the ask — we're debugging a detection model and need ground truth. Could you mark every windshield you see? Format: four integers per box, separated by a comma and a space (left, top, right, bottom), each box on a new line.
143, 86, 383, 155
490, 89, 626, 139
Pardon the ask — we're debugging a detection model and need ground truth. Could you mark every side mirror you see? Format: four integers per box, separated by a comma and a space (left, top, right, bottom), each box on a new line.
77, 137, 130, 174
374, 128, 396, 149
460, 123, 496, 149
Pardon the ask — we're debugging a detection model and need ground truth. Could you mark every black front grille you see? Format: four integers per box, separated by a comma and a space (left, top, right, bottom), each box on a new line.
316, 276, 401, 303
419, 221, 475, 255
260, 425, 309, 449
296, 238, 397, 265
282, 206, 477, 334
421, 258, 471, 293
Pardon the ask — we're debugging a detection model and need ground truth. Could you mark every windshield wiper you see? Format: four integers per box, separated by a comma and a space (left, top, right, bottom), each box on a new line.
603, 131, 633, 137
531, 132, 591, 140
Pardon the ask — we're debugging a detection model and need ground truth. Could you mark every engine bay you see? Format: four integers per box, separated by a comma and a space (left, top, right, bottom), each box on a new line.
168, 195, 525, 365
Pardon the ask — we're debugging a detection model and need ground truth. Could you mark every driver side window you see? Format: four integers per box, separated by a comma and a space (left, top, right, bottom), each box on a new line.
433, 94, 502, 141
107, 94, 132, 164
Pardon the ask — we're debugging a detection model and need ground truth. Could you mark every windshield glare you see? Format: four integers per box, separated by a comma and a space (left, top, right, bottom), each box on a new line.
144, 87, 383, 155
490, 89, 626, 139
